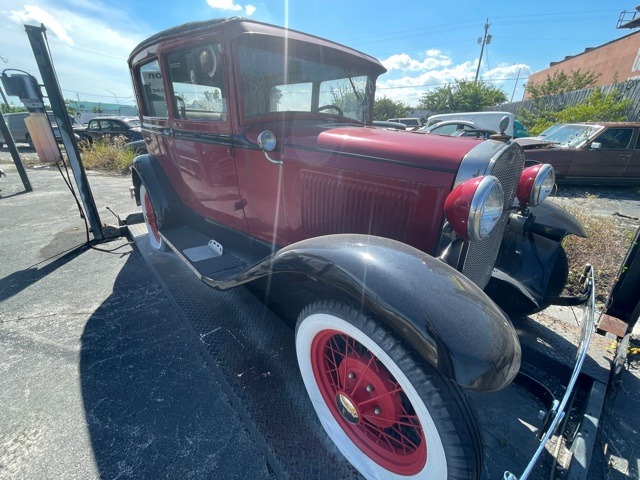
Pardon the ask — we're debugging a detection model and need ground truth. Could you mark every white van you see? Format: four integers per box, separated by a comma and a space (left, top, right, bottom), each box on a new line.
0, 112, 30, 147
424, 111, 530, 138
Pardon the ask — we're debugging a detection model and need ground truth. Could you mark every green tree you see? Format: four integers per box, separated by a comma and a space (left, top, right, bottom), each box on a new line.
524, 69, 600, 98
520, 70, 630, 135
556, 88, 630, 123
373, 96, 409, 120
417, 80, 507, 114
1, 102, 26, 114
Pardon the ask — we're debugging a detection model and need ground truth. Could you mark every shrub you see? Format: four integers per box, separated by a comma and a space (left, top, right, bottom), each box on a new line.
560, 200, 635, 303
79, 136, 136, 174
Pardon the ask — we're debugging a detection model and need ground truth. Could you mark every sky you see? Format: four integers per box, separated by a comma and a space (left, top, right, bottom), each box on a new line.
0, 0, 637, 110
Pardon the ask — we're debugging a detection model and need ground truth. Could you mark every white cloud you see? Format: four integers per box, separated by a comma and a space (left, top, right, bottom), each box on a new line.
377, 50, 531, 106
381, 51, 452, 72
207, 0, 242, 12
207, 0, 257, 15
1, 1, 151, 106
9, 4, 74, 45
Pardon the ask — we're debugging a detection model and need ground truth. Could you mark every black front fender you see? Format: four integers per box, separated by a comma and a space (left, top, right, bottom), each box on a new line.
527, 200, 587, 240
206, 234, 521, 392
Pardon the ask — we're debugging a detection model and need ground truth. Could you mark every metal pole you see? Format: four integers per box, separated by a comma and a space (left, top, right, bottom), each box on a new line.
474, 19, 490, 83
510, 67, 522, 103
0, 108, 33, 192
24, 24, 104, 240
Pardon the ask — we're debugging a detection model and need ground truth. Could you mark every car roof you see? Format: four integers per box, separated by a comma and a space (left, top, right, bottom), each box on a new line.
129, 17, 385, 76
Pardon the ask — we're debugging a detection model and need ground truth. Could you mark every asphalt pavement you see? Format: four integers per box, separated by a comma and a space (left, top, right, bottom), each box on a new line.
0, 152, 638, 480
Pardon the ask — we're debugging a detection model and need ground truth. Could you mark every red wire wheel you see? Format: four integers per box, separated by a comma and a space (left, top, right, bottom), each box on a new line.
296, 301, 483, 480
310, 329, 426, 475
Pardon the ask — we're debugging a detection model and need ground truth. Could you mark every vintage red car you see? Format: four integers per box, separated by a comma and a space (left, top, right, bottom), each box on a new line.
128, 18, 589, 480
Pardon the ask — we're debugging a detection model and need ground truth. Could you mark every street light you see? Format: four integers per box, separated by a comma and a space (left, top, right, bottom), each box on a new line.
105, 89, 120, 115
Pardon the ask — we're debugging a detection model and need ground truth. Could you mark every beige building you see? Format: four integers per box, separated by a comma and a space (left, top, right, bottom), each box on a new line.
524, 29, 640, 99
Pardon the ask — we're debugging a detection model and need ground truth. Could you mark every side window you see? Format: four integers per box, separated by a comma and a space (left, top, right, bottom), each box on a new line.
88, 120, 99, 130
166, 44, 227, 121
594, 128, 633, 149
139, 60, 168, 118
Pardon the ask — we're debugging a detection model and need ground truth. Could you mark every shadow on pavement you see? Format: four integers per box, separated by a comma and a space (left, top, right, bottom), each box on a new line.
0, 244, 87, 303
78, 252, 273, 479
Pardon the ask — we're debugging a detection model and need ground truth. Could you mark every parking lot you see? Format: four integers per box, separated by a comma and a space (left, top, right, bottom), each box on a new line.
0, 152, 639, 479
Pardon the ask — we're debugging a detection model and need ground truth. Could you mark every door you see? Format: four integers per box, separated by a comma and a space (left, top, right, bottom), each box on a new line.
569, 127, 634, 179
164, 40, 248, 234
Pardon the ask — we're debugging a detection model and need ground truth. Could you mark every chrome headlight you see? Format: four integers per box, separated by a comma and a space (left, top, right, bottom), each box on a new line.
445, 175, 504, 242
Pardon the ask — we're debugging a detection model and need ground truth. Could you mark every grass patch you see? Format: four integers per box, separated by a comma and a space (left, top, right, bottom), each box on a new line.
561, 201, 636, 304
79, 137, 136, 174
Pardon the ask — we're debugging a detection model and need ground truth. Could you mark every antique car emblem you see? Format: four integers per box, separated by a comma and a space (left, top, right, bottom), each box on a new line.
336, 393, 359, 424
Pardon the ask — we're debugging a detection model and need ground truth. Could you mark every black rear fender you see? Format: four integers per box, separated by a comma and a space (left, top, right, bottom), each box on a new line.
230, 234, 521, 392
131, 154, 184, 230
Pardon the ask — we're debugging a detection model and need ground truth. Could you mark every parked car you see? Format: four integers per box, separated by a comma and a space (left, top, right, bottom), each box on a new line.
425, 111, 530, 138
128, 18, 589, 480
418, 119, 496, 138
0, 111, 80, 148
515, 122, 640, 184
371, 120, 408, 130
386, 117, 422, 130
78, 116, 142, 143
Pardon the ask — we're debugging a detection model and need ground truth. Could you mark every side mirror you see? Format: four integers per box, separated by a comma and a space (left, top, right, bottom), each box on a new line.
590, 142, 602, 150
498, 115, 510, 136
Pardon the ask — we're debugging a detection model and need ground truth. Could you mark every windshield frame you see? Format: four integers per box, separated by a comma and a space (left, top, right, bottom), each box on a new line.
233, 33, 379, 126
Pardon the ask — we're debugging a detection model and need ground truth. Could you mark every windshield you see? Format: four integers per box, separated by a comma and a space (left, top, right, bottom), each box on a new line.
237, 38, 374, 123
542, 124, 602, 147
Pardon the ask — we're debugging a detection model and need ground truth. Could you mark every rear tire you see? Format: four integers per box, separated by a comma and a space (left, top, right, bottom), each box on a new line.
296, 300, 482, 480
140, 184, 169, 251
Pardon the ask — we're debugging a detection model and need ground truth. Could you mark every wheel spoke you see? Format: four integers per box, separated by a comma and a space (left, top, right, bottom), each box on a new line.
362, 417, 421, 451
348, 354, 375, 396
357, 386, 403, 406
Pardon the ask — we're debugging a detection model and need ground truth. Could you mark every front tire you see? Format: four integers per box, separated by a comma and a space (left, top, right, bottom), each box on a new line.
140, 184, 169, 251
296, 301, 482, 480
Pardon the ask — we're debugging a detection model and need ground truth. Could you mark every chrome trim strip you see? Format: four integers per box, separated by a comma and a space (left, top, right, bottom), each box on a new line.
503, 264, 596, 480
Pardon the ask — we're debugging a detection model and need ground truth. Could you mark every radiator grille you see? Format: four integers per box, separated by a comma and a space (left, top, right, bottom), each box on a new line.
300, 172, 416, 241
462, 145, 524, 288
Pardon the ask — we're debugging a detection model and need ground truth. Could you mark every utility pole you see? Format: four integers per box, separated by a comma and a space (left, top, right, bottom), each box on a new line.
474, 19, 491, 83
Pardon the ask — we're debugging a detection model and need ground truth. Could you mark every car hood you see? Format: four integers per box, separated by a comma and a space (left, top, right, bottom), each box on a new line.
514, 137, 557, 149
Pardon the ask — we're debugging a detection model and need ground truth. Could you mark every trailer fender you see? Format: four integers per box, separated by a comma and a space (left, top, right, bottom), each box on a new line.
131, 154, 184, 230
224, 234, 521, 392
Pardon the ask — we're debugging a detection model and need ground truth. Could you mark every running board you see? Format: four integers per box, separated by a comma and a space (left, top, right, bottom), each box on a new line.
161, 227, 249, 284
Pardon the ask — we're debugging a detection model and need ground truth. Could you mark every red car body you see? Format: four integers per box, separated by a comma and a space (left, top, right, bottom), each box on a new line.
127, 18, 588, 480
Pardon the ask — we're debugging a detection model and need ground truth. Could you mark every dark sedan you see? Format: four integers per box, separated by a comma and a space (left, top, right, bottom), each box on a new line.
516, 122, 640, 185
78, 117, 142, 143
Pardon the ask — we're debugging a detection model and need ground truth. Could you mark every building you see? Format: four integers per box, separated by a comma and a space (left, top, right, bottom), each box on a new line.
524, 29, 640, 99
66, 100, 138, 124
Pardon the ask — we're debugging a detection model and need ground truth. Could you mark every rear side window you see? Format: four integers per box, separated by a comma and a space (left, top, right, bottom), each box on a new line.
166, 44, 227, 121
139, 60, 168, 117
